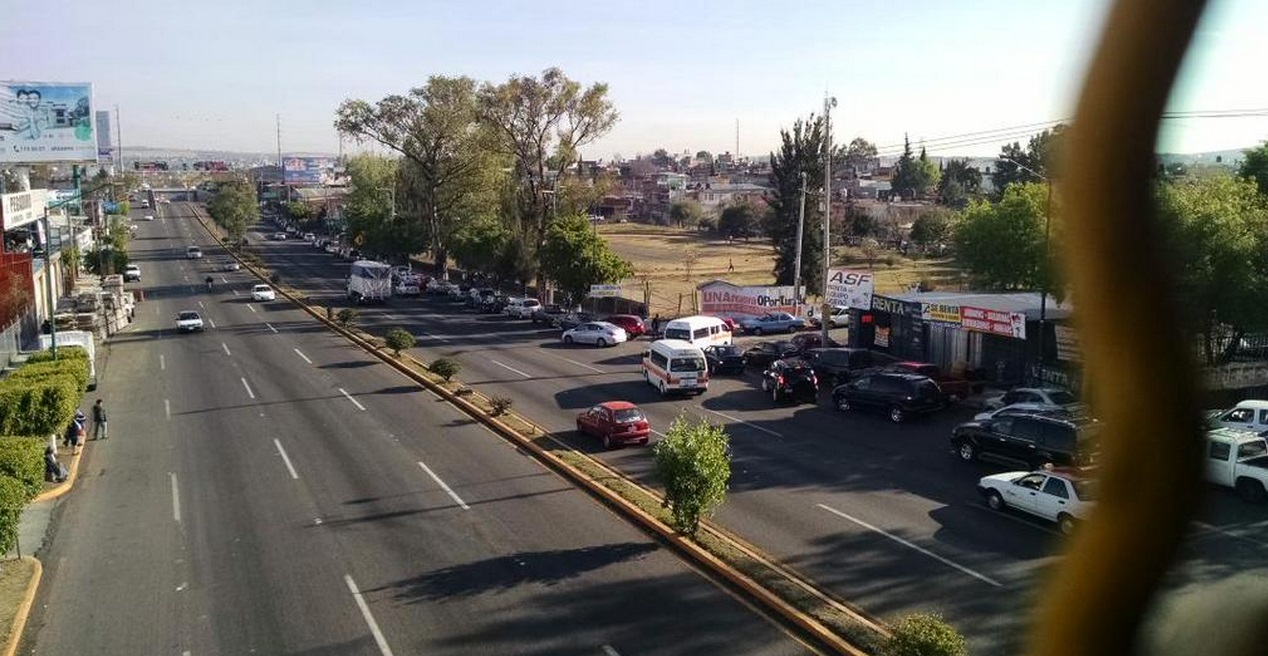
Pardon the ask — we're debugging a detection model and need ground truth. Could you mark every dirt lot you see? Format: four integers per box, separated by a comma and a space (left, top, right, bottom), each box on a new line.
598, 223, 966, 316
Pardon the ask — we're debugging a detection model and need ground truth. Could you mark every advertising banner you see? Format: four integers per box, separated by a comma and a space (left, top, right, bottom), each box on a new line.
283, 156, 336, 185
960, 306, 1027, 339
588, 284, 621, 298
95, 110, 112, 162
0, 82, 95, 163
921, 302, 962, 324
699, 280, 803, 320
0, 189, 48, 231
825, 268, 874, 309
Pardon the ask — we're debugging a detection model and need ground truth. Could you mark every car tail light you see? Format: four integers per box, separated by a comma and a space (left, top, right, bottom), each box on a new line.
777, 375, 785, 386
637, 421, 649, 430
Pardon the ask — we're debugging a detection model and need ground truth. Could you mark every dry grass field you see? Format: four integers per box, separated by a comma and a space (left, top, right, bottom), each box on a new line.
598, 223, 966, 316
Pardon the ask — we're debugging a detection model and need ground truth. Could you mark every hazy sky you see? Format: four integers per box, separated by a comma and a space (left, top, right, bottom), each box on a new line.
4, 0, 1265, 159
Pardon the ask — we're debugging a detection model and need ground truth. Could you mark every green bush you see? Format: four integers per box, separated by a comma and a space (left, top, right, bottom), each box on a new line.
0, 437, 48, 499
336, 308, 358, 327
0, 475, 27, 555
653, 414, 731, 535
882, 613, 968, 656
384, 328, 417, 357
429, 358, 461, 382
9, 357, 90, 391
0, 375, 81, 437
489, 396, 513, 415
24, 345, 88, 365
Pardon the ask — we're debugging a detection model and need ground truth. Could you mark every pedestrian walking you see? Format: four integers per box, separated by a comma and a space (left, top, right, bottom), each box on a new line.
727, 258, 735, 272
651, 314, 662, 338
92, 398, 108, 440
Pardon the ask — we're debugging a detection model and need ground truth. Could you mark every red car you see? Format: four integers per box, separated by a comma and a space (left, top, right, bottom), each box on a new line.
603, 314, 646, 337
576, 401, 651, 449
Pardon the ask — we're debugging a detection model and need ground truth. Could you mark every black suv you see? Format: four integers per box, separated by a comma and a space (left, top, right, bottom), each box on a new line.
831, 371, 944, 423
703, 344, 745, 375
761, 358, 820, 404
804, 347, 901, 387
742, 341, 800, 369
788, 332, 842, 353
531, 304, 567, 325
951, 414, 1099, 469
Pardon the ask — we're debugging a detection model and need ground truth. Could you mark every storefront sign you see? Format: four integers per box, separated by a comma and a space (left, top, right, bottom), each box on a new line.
921, 302, 962, 324
699, 281, 802, 319
960, 306, 1027, 339
1055, 325, 1082, 362
588, 284, 621, 298
825, 268, 874, 308
874, 326, 891, 348
0, 190, 46, 230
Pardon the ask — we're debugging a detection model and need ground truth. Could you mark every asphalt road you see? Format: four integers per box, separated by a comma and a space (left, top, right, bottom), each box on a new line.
22, 202, 813, 656
249, 212, 1268, 655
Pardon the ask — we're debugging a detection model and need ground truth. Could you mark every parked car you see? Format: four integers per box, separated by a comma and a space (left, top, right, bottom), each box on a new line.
881, 362, 982, 401
807, 305, 850, 328
575, 401, 651, 449
603, 314, 646, 337
272, 232, 288, 240
175, 310, 204, 332
1207, 400, 1268, 436
302, 232, 316, 242
122, 264, 141, 282
562, 321, 627, 347
977, 467, 1096, 535
831, 371, 945, 423
742, 341, 801, 369
394, 279, 421, 296
251, 284, 276, 301
557, 311, 599, 331
531, 304, 567, 325
142, 214, 155, 222
426, 278, 459, 295
1204, 427, 1268, 502
952, 413, 1100, 469
738, 312, 806, 335
761, 358, 820, 404
504, 297, 543, 319
983, 387, 1086, 414
974, 402, 1084, 423
789, 332, 842, 353
702, 344, 746, 375
802, 347, 901, 387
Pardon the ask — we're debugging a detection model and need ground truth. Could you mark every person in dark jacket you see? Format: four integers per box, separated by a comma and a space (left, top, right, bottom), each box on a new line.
92, 399, 108, 440
45, 447, 67, 483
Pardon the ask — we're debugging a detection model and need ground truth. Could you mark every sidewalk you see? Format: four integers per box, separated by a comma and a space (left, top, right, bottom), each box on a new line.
6, 442, 83, 560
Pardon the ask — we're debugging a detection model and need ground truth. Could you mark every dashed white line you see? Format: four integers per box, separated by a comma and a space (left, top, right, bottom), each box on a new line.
816, 504, 1002, 587
241, 377, 256, 399
602, 646, 622, 656
344, 575, 396, 656
232, 289, 239, 296
165, 399, 171, 420
159, 354, 166, 370
293, 348, 312, 364
208, 318, 217, 329
274, 439, 299, 479
417, 461, 470, 510
700, 407, 783, 438
418, 330, 449, 343
170, 473, 182, 523
490, 359, 532, 379
265, 322, 278, 334
197, 300, 205, 309
247, 304, 257, 313
339, 388, 367, 411
562, 356, 605, 374
220, 275, 228, 283
221, 342, 232, 356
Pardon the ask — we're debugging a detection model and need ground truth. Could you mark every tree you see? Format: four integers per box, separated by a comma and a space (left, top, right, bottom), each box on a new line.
881, 613, 967, 656
653, 414, 731, 535
843, 137, 878, 177
651, 148, 673, 169
764, 114, 830, 290
1156, 173, 1268, 364
476, 68, 618, 281
669, 200, 703, 228
992, 124, 1067, 197
891, 135, 919, 199
909, 207, 955, 249
1237, 141, 1268, 195
936, 159, 982, 209
342, 154, 423, 262
384, 328, 416, 357
205, 179, 257, 246
914, 147, 940, 198
284, 201, 311, 220
953, 182, 1054, 290
538, 214, 633, 303
449, 217, 510, 274
336, 75, 500, 274
718, 202, 759, 238
695, 150, 712, 163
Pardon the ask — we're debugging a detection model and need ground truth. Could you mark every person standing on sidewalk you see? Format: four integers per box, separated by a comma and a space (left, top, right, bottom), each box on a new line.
92, 399, 108, 440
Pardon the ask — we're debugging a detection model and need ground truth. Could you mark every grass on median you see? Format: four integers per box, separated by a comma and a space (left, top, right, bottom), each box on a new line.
0, 557, 37, 647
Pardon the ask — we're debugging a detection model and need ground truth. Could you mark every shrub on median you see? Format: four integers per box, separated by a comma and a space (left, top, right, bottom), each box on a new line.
489, 396, 513, 416
385, 328, 416, 357
336, 308, 358, 327
882, 613, 967, 656
652, 414, 731, 535
429, 358, 460, 382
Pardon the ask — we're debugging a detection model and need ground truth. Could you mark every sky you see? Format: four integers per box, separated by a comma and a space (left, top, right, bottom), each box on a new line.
3, 0, 1266, 160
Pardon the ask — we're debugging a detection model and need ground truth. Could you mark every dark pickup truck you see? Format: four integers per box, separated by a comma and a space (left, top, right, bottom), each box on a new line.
882, 361, 982, 401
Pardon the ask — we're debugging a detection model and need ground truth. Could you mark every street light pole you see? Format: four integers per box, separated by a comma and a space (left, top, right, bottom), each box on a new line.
821, 95, 837, 346
39, 214, 57, 357
793, 171, 807, 307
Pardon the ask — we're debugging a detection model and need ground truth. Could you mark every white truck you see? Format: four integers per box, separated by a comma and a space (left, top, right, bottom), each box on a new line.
38, 330, 98, 390
348, 260, 393, 304
1204, 428, 1268, 502
1207, 399, 1268, 436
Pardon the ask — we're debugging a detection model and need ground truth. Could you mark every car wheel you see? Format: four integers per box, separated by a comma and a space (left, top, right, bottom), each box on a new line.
596, 338, 607, 347
752, 327, 763, 335
576, 420, 585, 435
772, 386, 780, 403
602, 433, 614, 450
986, 491, 1005, 511
1057, 513, 1078, 536
889, 406, 905, 423
564, 335, 573, 344
835, 395, 851, 412
787, 325, 797, 334
1236, 478, 1267, 503
639, 438, 650, 446
956, 441, 976, 462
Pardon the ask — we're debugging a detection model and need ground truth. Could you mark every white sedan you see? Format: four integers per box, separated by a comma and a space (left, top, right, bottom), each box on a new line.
176, 311, 205, 332
977, 468, 1095, 535
251, 284, 276, 301
561, 321, 628, 347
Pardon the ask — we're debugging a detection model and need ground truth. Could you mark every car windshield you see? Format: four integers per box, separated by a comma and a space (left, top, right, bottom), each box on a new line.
612, 408, 644, 423
178, 312, 199, 320
713, 346, 740, 356
664, 328, 690, 341
1048, 391, 1078, 405
670, 357, 706, 373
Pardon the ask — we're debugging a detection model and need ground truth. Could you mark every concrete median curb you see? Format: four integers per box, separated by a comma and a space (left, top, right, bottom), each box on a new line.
33, 444, 86, 503
2, 556, 41, 656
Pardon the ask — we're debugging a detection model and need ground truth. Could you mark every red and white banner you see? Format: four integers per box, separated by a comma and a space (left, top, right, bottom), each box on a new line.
698, 280, 802, 320
959, 306, 1026, 339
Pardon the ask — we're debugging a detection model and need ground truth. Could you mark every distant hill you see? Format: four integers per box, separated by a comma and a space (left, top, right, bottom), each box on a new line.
122, 146, 335, 162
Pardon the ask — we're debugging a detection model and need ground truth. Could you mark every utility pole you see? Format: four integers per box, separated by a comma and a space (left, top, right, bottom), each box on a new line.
793, 171, 807, 308
276, 114, 287, 203
114, 105, 122, 174
735, 118, 740, 159
40, 215, 57, 357
822, 95, 837, 345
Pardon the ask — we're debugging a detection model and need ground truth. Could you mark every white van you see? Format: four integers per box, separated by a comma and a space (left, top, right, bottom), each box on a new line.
642, 339, 709, 396
662, 315, 732, 348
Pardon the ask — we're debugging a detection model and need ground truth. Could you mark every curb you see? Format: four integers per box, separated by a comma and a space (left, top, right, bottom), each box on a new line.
2, 556, 42, 656
34, 443, 85, 503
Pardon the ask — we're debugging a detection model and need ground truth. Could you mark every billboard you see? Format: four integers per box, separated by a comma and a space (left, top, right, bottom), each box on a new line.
0, 82, 95, 163
95, 109, 112, 162
825, 268, 874, 309
589, 284, 621, 298
283, 156, 336, 185
698, 280, 803, 320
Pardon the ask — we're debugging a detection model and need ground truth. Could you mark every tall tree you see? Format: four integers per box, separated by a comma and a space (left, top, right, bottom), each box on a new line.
890, 135, 920, 199
953, 182, 1057, 291
1237, 141, 1268, 196
909, 207, 955, 249
937, 158, 983, 209
669, 199, 703, 228
718, 202, 760, 238
538, 214, 633, 305
1156, 173, 1268, 364
844, 137, 878, 177
205, 179, 257, 246
342, 154, 426, 261
651, 148, 673, 168
335, 75, 498, 274
991, 124, 1067, 197
763, 114, 830, 291
476, 68, 618, 281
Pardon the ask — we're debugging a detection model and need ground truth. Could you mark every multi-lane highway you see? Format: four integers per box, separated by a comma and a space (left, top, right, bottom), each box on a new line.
22, 202, 814, 655
241, 207, 1268, 655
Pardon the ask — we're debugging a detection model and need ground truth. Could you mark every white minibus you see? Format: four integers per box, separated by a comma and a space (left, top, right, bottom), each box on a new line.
662, 315, 732, 348
642, 339, 710, 396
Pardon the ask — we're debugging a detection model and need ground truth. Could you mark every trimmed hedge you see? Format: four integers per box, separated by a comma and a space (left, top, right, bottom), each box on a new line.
8, 358, 90, 392
0, 475, 27, 555
0, 375, 82, 437
0, 437, 47, 499
23, 345, 88, 365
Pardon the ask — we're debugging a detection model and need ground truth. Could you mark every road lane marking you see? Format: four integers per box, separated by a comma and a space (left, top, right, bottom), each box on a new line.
197, 300, 205, 309
221, 342, 232, 356
490, 359, 532, 378
221, 275, 228, 283
274, 439, 299, 479
417, 461, 470, 510
265, 322, 278, 333
247, 304, 257, 313
165, 399, 171, 420
293, 348, 312, 364
155, 306, 159, 316
650, 429, 667, 439
339, 388, 367, 411
170, 473, 182, 523
208, 318, 217, 329
418, 330, 449, 343
602, 647, 622, 656
700, 408, 783, 438
1192, 521, 1268, 550
816, 504, 1002, 587
160, 354, 165, 370
241, 377, 256, 399
232, 289, 239, 296
562, 356, 605, 374
344, 574, 396, 656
